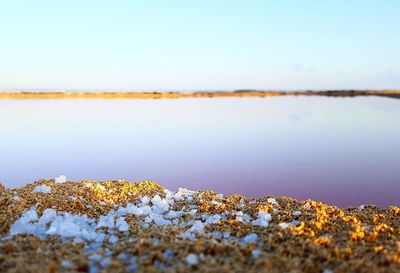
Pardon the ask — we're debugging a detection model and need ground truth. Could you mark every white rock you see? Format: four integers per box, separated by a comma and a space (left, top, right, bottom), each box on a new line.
293, 210, 302, 216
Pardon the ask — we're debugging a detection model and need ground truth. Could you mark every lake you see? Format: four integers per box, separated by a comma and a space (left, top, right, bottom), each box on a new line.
0, 96, 399, 208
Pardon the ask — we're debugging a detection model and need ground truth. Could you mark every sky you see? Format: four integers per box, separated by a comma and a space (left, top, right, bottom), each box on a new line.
0, 0, 399, 91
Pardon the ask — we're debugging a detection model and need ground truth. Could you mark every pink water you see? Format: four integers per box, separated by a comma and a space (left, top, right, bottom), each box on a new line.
0, 96, 399, 207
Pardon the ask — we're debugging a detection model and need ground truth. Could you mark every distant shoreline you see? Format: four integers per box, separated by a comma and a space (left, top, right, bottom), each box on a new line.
0, 90, 400, 99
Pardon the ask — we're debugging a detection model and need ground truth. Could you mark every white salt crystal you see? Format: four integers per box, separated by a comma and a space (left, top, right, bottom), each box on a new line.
10, 216, 32, 236
55, 175, 67, 183
358, 205, 365, 211
279, 222, 290, 229
89, 254, 102, 262
189, 221, 206, 233
123, 204, 142, 216
141, 195, 150, 204
24, 207, 39, 222
99, 257, 111, 268
174, 191, 183, 201
58, 220, 81, 238
150, 213, 172, 226
291, 220, 300, 226
108, 235, 119, 244
211, 200, 222, 206
252, 211, 271, 227
205, 214, 221, 224
175, 188, 196, 201
95, 233, 105, 243
96, 212, 116, 229
185, 253, 199, 265
210, 231, 223, 239
164, 210, 183, 219
217, 193, 224, 198
38, 209, 57, 225
267, 198, 278, 205
61, 260, 72, 268
151, 195, 169, 213
33, 185, 51, 193
252, 248, 262, 258
293, 210, 302, 216
128, 257, 138, 271
242, 233, 258, 244
188, 209, 197, 216
116, 218, 129, 231
117, 252, 131, 262
163, 249, 174, 260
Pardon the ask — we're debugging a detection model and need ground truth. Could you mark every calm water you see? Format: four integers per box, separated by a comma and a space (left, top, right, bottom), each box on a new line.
0, 96, 399, 207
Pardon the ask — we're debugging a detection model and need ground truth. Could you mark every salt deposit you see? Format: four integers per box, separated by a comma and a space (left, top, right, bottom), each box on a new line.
1, 180, 398, 273
185, 253, 199, 265
242, 233, 258, 244
33, 185, 51, 193
55, 175, 67, 183
279, 222, 290, 229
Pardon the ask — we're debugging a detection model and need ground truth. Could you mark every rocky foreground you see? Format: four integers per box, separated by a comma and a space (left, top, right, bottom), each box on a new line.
0, 179, 399, 273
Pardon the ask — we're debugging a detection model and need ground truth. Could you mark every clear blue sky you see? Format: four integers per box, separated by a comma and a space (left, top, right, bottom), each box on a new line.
0, 0, 399, 90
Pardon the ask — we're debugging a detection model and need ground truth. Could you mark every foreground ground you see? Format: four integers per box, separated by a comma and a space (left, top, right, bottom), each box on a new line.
0, 180, 399, 273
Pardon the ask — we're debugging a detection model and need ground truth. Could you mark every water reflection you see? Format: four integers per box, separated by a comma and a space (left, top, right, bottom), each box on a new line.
0, 96, 399, 207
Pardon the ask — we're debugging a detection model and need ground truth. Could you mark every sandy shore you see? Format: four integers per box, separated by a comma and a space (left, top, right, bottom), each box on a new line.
0, 90, 400, 99
0, 180, 399, 273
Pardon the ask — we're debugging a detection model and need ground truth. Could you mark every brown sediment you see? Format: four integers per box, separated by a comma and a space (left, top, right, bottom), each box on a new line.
0, 180, 399, 273
0, 90, 400, 99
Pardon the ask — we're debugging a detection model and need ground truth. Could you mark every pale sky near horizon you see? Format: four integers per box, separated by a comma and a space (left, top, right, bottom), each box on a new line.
0, 0, 399, 91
